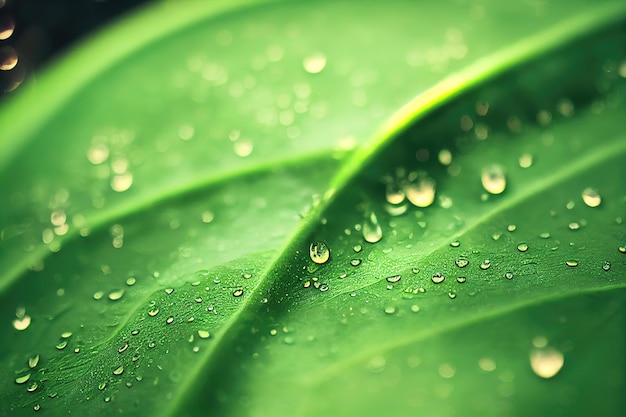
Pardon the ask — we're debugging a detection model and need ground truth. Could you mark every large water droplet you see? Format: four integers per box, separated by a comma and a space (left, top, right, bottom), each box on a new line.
565, 260, 578, 267
517, 243, 529, 252
530, 347, 564, 378
405, 176, 436, 207
108, 289, 125, 301
385, 181, 405, 205
113, 365, 124, 376
386, 275, 401, 283
431, 273, 445, 284
362, 211, 383, 243
309, 242, 330, 264
233, 288, 244, 297
303, 52, 327, 74
198, 330, 210, 339
15, 373, 31, 384
13, 315, 31, 331
481, 164, 506, 194
28, 355, 40, 369
581, 187, 601, 207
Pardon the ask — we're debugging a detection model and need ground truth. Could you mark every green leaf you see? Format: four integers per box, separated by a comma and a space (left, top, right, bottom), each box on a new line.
1, 0, 625, 416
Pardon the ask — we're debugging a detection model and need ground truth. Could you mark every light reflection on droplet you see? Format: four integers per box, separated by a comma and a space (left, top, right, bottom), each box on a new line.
581, 187, 601, 208
233, 140, 253, 157
362, 211, 382, 243
481, 164, 506, 194
0, 45, 17, 70
303, 53, 327, 74
309, 242, 330, 264
87, 144, 109, 165
519, 153, 533, 168
111, 173, 133, 192
530, 347, 564, 378
405, 176, 436, 207
13, 315, 31, 331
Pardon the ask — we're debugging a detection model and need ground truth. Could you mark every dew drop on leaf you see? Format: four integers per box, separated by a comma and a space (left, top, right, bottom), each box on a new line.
197, 330, 210, 339
148, 308, 159, 317
302, 52, 327, 74
353, 244, 362, 253
27, 381, 38, 392
619, 246, 626, 254
479, 260, 491, 270
233, 288, 244, 297
405, 176, 436, 207
568, 222, 580, 231
108, 289, 125, 301
385, 181, 405, 205
602, 261, 611, 271
581, 187, 601, 207
386, 274, 401, 283
118, 342, 129, 353
98, 382, 107, 391
481, 164, 506, 194
478, 357, 497, 372
456, 276, 466, 283
362, 211, 383, 243
319, 283, 329, 292
505, 272, 514, 280
384, 306, 396, 315
450, 240, 460, 248
530, 347, 564, 378
55, 341, 67, 350
448, 291, 457, 299
166, 316, 174, 324
309, 241, 330, 264
431, 273, 445, 284
28, 355, 39, 369
15, 373, 30, 384
125, 277, 136, 286
507, 224, 517, 232
565, 260, 578, 267
455, 257, 469, 268
164, 288, 174, 295
93, 291, 104, 300
12, 315, 31, 331
518, 153, 533, 168
517, 243, 529, 252
113, 365, 124, 376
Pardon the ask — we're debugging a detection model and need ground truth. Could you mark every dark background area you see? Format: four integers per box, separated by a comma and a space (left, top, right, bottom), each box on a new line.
0, 0, 151, 100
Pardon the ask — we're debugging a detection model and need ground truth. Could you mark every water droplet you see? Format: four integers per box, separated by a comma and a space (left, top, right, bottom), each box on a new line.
93, 291, 104, 300
539, 232, 551, 239
455, 257, 469, 268
481, 164, 506, 194
13, 315, 31, 331
456, 276, 466, 283
448, 291, 457, 299
581, 187, 601, 207
164, 288, 174, 295
479, 260, 491, 270
619, 246, 626, 254
131, 329, 140, 336
384, 306, 396, 315
28, 355, 39, 369
111, 173, 133, 192
411, 267, 420, 274
602, 261, 611, 271
55, 341, 67, 350
362, 211, 383, 243
431, 273, 445, 284
517, 243, 529, 252
309, 242, 330, 264
126, 277, 136, 286
405, 176, 436, 207
478, 357, 497, 372
353, 244, 362, 253
507, 224, 517, 232
98, 382, 107, 391
0, 45, 18, 70
108, 289, 125, 301
269, 329, 278, 336
438, 363, 456, 379
118, 342, 129, 353
166, 316, 174, 324
148, 308, 159, 317
568, 222, 580, 231
233, 288, 244, 297
386, 275, 401, 283
113, 365, 124, 376
518, 153, 533, 168
385, 181, 405, 205
27, 382, 38, 392
450, 240, 460, 248
242, 273, 252, 280
350, 259, 362, 267
438, 149, 452, 165
15, 373, 30, 384
565, 260, 578, 267
303, 52, 327, 74
505, 271, 514, 280
530, 347, 564, 378
33, 404, 41, 412
233, 140, 253, 157
198, 330, 210, 339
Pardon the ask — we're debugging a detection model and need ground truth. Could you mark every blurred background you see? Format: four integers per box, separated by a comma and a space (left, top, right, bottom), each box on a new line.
0, 0, 151, 99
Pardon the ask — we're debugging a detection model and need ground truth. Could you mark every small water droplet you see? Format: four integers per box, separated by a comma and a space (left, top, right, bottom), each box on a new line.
455, 257, 469, 268
431, 273, 445, 284
517, 243, 529, 252
242, 273, 252, 280
56, 341, 67, 350
507, 224, 517, 232
303, 52, 327, 74
505, 271, 514, 280
15, 373, 31, 384
118, 342, 129, 353
581, 187, 601, 207
28, 355, 39, 369
108, 289, 125, 301
530, 347, 564, 378
148, 308, 159, 317
269, 329, 278, 336
12, 315, 31, 331
539, 232, 551, 239
619, 246, 626, 254
198, 330, 210, 339
448, 291, 457, 299
33, 404, 41, 412
319, 283, 329, 292
131, 329, 140, 336
166, 316, 174, 324
518, 153, 533, 168
386, 275, 401, 283
164, 288, 174, 295
450, 240, 460, 247
565, 260, 578, 267
602, 261, 611, 271
410, 305, 420, 312
405, 176, 436, 207
350, 259, 362, 267
411, 267, 420, 274
98, 382, 107, 390
456, 276, 466, 283
233, 288, 244, 297
481, 164, 506, 194
309, 242, 330, 264
479, 260, 491, 270
352, 244, 362, 253
385, 181, 406, 205
568, 222, 580, 231
362, 211, 383, 243
113, 365, 124, 376
478, 357, 497, 372
384, 306, 396, 315
93, 291, 104, 300
438, 363, 456, 379
233, 140, 253, 158
27, 381, 38, 392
